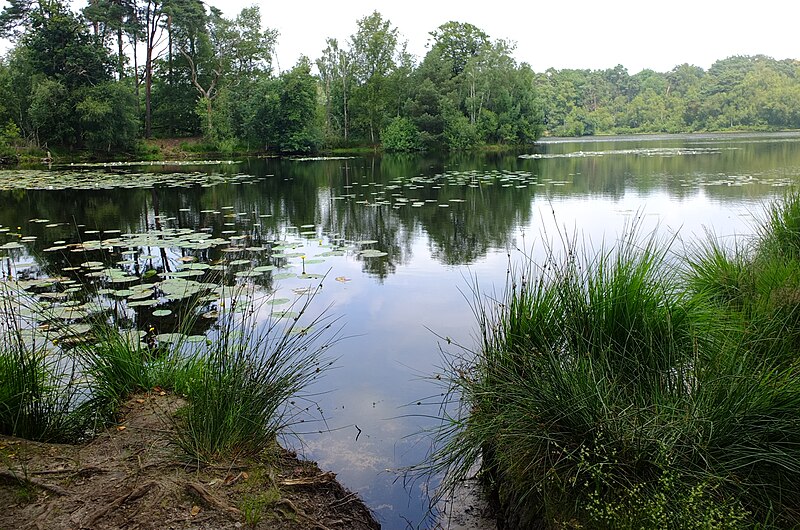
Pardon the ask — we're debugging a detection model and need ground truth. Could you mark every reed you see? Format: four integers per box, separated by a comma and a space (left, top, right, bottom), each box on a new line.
172, 290, 339, 463
426, 222, 800, 528
0, 286, 87, 442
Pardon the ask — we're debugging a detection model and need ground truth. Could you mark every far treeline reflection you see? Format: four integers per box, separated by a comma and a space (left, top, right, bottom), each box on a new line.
2, 135, 799, 282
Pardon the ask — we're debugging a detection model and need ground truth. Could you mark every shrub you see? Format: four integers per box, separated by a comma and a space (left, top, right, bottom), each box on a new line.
426, 222, 800, 528
173, 291, 339, 463
382, 117, 422, 152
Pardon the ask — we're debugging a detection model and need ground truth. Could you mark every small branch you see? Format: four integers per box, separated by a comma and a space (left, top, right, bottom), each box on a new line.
329, 491, 358, 510
275, 498, 333, 530
279, 471, 336, 487
186, 482, 241, 518
0, 469, 70, 497
29, 465, 107, 477
80, 481, 156, 528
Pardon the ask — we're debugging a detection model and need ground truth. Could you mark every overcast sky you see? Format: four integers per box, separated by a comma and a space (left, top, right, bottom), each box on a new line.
208, 0, 797, 74
0, 1, 795, 73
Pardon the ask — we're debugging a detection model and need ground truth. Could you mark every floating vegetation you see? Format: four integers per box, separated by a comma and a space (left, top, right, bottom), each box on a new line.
0, 161, 400, 366
0, 168, 260, 191
270, 310, 299, 319
65, 159, 239, 168
519, 147, 731, 159
291, 156, 356, 161
267, 298, 291, 306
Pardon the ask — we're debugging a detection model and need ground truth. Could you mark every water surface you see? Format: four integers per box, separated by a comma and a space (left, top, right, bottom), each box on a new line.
2, 132, 800, 528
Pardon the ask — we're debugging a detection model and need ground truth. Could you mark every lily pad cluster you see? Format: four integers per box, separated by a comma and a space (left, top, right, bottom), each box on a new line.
0, 208, 392, 350
0, 169, 265, 191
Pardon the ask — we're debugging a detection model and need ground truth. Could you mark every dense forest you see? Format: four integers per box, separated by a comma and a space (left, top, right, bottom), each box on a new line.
0, 0, 798, 158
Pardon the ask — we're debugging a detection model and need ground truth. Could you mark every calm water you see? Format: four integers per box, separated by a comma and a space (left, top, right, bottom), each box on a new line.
3, 132, 800, 528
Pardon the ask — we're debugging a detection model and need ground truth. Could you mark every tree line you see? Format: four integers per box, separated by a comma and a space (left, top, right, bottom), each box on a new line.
537, 56, 800, 136
0, 1, 797, 158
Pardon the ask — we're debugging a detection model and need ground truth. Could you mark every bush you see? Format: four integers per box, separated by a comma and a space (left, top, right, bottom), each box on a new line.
443, 112, 480, 150
425, 220, 800, 528
77, 82, 139, 152
382, 117, 422, 152
172, 291, 339, 463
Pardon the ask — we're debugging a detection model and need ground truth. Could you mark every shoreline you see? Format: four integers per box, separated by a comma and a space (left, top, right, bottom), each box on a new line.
0, 392, 381, 530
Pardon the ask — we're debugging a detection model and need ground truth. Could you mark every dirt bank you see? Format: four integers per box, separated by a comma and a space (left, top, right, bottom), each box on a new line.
0, 392, 380, 530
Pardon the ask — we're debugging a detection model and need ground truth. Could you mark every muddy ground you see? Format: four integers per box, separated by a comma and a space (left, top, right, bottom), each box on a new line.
0, 392, 380, 530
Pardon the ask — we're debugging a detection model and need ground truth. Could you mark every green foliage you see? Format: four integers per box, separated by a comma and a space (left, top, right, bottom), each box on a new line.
27, 78, 74, 147
77, 82, 138, 151
246, 59, 321, 153
0, 120, 20, 145
0, 119, 21, 160
150, 77, 202, 138
583, 463, 750, 529
381, 116, 421, 152
538, 55, 800, 136
5, 3, 798, 155
73, 321, 158, 418
758, 190, 800, 261
22, 4, 113, 90
173, 294, 337, 463
425, 211, 800, 528
0, 291, 87, 442
443, 110, 479, 150
687, 192, 800, 366
429, 21, 489, 77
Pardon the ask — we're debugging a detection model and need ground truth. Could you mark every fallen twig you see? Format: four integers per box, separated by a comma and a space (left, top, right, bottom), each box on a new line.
186, 482, 241, 518
279, 471, 336, 487
329, 491, 358, 510
275, 498, 333, 530
0, 469, 70, 497
80, 481, 156, 528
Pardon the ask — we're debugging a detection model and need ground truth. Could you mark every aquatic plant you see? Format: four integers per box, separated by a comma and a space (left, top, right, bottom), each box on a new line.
425, 221, 800, 528
0, 285, 88, 442
172, 285, 340, 463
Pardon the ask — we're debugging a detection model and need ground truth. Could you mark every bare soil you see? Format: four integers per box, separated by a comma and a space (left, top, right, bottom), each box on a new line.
145, 137, 204, 159
0, 393, 380, 530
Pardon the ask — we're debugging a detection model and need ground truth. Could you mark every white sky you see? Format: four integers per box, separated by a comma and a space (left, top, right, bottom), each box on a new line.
210, 0, 798, 74
0, 1, 796, 74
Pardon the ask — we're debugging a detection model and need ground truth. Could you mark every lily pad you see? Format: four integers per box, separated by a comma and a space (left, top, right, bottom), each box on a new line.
235, 270, 264, 278
271, 310, 299, 320
128, 299, 158, 307
267, 298, 291, 306
156, 333, 185, 344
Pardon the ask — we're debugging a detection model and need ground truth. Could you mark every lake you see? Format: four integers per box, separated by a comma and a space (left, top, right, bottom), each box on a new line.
2, 132, 800, 528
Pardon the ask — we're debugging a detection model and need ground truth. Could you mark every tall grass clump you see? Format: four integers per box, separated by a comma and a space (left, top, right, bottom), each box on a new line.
686, 193, 800, 366
71, 312, 200, 422
757, 190, 800, 261
0, 285, 88, 442
426, 224, 800, 528
173, 291, 338, 463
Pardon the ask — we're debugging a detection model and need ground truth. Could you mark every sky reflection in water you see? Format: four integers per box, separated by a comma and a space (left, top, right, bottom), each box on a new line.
1, 133, 799, 529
